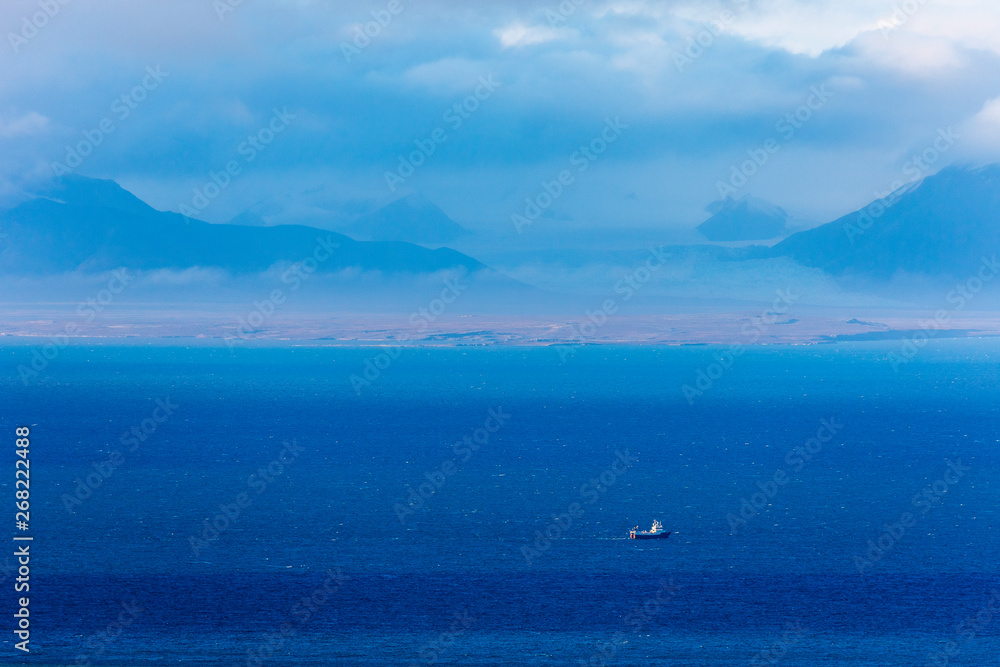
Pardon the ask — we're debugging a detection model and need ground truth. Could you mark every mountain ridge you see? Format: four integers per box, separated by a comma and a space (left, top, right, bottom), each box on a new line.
697, 195, 788, 242
771, 164, 1000, 280
345, 194, 472, 246
0, 178, 486, 277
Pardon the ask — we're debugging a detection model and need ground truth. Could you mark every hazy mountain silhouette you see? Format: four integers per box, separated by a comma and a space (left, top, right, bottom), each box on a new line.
32, 174, 156, 216
772, 165, 1000, 280
346, 194, 471, 245
0, 177, 484, 276
8, 167, 1000, 301
697, 195, 788, 242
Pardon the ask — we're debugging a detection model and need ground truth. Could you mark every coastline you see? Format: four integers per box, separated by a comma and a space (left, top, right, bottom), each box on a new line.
3, 309, 1000, 346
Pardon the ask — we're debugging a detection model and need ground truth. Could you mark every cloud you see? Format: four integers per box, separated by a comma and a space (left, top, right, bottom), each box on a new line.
1, 0, 999, 230
667, 0, 1000, 59
955, 96, 1000, 159
494, 22, 573, 48
849, 30, 967, 78
401, 57, 495, 94
0, 112, 49, 138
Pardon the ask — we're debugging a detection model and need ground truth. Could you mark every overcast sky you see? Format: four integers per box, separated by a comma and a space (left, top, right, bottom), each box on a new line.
2, 0, 999, 232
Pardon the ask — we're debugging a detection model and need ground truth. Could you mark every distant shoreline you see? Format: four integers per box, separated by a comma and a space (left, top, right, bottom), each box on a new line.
4, 306, 1000, 347
1, 324, 998, 347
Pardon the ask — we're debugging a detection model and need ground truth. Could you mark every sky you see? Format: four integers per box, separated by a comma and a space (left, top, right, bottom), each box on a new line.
2, 0, 1000, 235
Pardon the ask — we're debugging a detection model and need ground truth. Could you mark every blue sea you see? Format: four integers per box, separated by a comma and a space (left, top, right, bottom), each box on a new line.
3, 340, 1000, 665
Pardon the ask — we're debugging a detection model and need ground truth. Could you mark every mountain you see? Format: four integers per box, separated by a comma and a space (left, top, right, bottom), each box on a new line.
697, 195, 788, 242
0, 177, 484, 276
346, 194, 471, 246
772, 165, 1000, 280
32, 174, 156, 216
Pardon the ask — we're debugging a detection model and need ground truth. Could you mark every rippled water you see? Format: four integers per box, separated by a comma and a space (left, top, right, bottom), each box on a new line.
4, 340, 999, 664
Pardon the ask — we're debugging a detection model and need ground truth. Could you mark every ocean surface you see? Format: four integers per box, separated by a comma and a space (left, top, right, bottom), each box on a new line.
2, 340, 1000, 665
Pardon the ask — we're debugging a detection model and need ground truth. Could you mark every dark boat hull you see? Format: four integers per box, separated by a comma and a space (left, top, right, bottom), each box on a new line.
631, 531, 671, 540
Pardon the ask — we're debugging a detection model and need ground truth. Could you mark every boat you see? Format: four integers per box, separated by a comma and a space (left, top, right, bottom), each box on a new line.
629, 520, 670, 540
